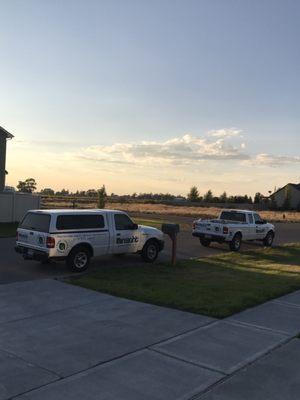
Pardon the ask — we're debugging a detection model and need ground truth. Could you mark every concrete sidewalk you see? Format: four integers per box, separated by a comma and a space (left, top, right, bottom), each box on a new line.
0, 280, 299, 399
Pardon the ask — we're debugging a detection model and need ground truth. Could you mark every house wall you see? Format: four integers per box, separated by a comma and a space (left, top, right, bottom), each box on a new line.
0, 136, 7, 192
273, 185, 300, 209
0, 192, 41, 222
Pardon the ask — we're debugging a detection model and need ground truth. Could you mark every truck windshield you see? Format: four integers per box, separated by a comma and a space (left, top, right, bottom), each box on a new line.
19, 213, 50, 233
219, 211, 246, 223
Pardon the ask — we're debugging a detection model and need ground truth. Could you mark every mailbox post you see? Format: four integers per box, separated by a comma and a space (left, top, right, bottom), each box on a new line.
161, 223, 180, 266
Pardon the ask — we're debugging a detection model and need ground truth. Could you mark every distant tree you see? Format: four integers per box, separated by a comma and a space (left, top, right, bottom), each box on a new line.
219, 191, 227, 203
187, 186, 200, 202
98, 185, 107, 208
86, 189, 97, 197
17, 178, 37, 193
203, 189, 213, 203
56, 189, 69, 196
254, 192, 263, 204
40, 188, 54, 196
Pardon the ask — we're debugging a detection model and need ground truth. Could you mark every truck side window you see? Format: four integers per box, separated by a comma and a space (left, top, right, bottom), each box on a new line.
254, 213, 263, 224
56, 215, 105, 230
248, 214, 254, 224
114, 214, 135, 230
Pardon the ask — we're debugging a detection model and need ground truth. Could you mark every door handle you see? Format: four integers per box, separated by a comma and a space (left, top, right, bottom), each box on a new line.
116, 233, 121, 237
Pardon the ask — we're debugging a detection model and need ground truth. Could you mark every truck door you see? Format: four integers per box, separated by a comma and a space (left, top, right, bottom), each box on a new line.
253, 213, 267, 240
247, 213, 257, 240
112, 213, 140, 254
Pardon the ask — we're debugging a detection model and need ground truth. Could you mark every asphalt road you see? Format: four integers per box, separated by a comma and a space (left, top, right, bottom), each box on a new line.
0, 222, 299, 284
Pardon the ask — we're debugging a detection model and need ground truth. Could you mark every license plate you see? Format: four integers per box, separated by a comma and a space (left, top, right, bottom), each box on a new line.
205, 234, 212, 239
27, 249, 34, 256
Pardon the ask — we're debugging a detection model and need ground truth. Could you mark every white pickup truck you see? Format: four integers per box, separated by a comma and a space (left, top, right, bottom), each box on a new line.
15, 209, 164, 271
192, 209, 275, 251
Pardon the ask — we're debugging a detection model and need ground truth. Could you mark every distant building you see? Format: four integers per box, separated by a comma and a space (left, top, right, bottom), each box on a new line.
270, 183, 300, 209
0, 126, 14, 192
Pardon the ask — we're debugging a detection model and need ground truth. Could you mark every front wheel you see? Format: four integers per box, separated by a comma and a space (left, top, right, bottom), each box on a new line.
263, 231, 274, 247
199, 238, 211, 247
67, 246, 91, 272
141, 240, 159, 263
229, 234, 242, 252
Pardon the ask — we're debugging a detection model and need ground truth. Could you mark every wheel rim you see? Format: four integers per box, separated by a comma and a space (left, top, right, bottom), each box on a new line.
74, 252, 88, 269
147, 244, 157, 260
268, 234, 273, 245
235, 237, 241, 249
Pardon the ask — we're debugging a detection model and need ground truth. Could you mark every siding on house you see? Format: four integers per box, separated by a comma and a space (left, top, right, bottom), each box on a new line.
0, 127, 14, 192
271, 183, 300, 209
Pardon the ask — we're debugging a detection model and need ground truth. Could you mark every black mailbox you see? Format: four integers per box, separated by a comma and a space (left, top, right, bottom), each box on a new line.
161, 223, 180, 238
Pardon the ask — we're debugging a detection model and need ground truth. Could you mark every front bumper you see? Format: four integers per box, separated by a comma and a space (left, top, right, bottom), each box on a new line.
15, 245, 49, 262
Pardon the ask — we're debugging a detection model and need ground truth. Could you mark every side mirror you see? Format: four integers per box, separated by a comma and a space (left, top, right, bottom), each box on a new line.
131, 223, 139, 230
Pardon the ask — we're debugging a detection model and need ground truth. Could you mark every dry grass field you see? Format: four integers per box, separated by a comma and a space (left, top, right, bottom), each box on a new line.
42, 197, 300, 222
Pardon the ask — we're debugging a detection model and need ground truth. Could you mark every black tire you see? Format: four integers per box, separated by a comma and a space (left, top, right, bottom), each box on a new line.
199, 238, 211, 247
263, 231, 274, 247
229, 233, 242, 252
141, 240, 159, 263
67, 246, 91, 272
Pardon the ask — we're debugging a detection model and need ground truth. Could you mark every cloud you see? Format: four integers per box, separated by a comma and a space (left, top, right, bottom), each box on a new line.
75, 131, 249, 167
208, 128, 242, 138
248, 153, 300, 167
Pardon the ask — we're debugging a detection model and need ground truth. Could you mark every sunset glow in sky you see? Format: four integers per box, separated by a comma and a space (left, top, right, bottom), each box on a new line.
2, 0, 300, 196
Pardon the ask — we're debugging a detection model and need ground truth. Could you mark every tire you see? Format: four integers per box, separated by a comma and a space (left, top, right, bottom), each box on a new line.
229, 233, 242, 252
67, 246, 91, 272
199, 238, 211, 247
263, 231, 274, 247
141, 240, 159, 263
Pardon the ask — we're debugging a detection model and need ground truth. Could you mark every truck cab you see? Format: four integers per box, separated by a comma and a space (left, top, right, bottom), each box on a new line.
16, 209, 164, 271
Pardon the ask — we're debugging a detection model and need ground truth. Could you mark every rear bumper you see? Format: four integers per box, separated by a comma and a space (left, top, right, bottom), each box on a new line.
15, 245, 49, 262
192, 232, 226, 243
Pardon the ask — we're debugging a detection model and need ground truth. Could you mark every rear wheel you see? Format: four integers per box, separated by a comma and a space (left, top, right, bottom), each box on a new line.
67, 246, 91, 272
141, 240, 159, 263
263, 231, 274, 247
199, 238, 211, 247
229, 233, 242, 252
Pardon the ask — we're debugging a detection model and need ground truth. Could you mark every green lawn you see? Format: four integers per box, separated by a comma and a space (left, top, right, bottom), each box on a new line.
70, 244, 300, 318
0, 223, 18, 238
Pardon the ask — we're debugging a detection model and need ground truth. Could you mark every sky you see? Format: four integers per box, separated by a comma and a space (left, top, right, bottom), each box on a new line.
1, 0, 300, 196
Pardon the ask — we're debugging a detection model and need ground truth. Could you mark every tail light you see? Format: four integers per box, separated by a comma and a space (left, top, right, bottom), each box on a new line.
16, 231, 19, 241
192, 222, 196, 229
223, 226, 229, 234
46, 237, 55, 248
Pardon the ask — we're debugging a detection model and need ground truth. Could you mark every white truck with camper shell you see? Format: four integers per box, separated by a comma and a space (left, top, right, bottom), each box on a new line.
15, 209, 164, 271
192, 209, 275, 251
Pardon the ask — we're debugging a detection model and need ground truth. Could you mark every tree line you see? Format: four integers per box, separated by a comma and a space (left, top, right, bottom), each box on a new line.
187, 186, 264, 204
16, 178, 265, 205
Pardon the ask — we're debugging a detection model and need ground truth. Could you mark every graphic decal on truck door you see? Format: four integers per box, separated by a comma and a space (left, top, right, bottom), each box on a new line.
116, 236, 139, 245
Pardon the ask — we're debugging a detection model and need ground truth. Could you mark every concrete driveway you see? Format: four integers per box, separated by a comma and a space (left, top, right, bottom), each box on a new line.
1, 279, 300, 399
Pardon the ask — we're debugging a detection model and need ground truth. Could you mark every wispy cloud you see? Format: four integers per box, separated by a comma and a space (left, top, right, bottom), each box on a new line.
74, 129, 249, 167
246, 153, 300, 167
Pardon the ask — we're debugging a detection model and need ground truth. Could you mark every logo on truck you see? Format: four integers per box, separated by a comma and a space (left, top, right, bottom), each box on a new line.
116, 236, 139, 245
